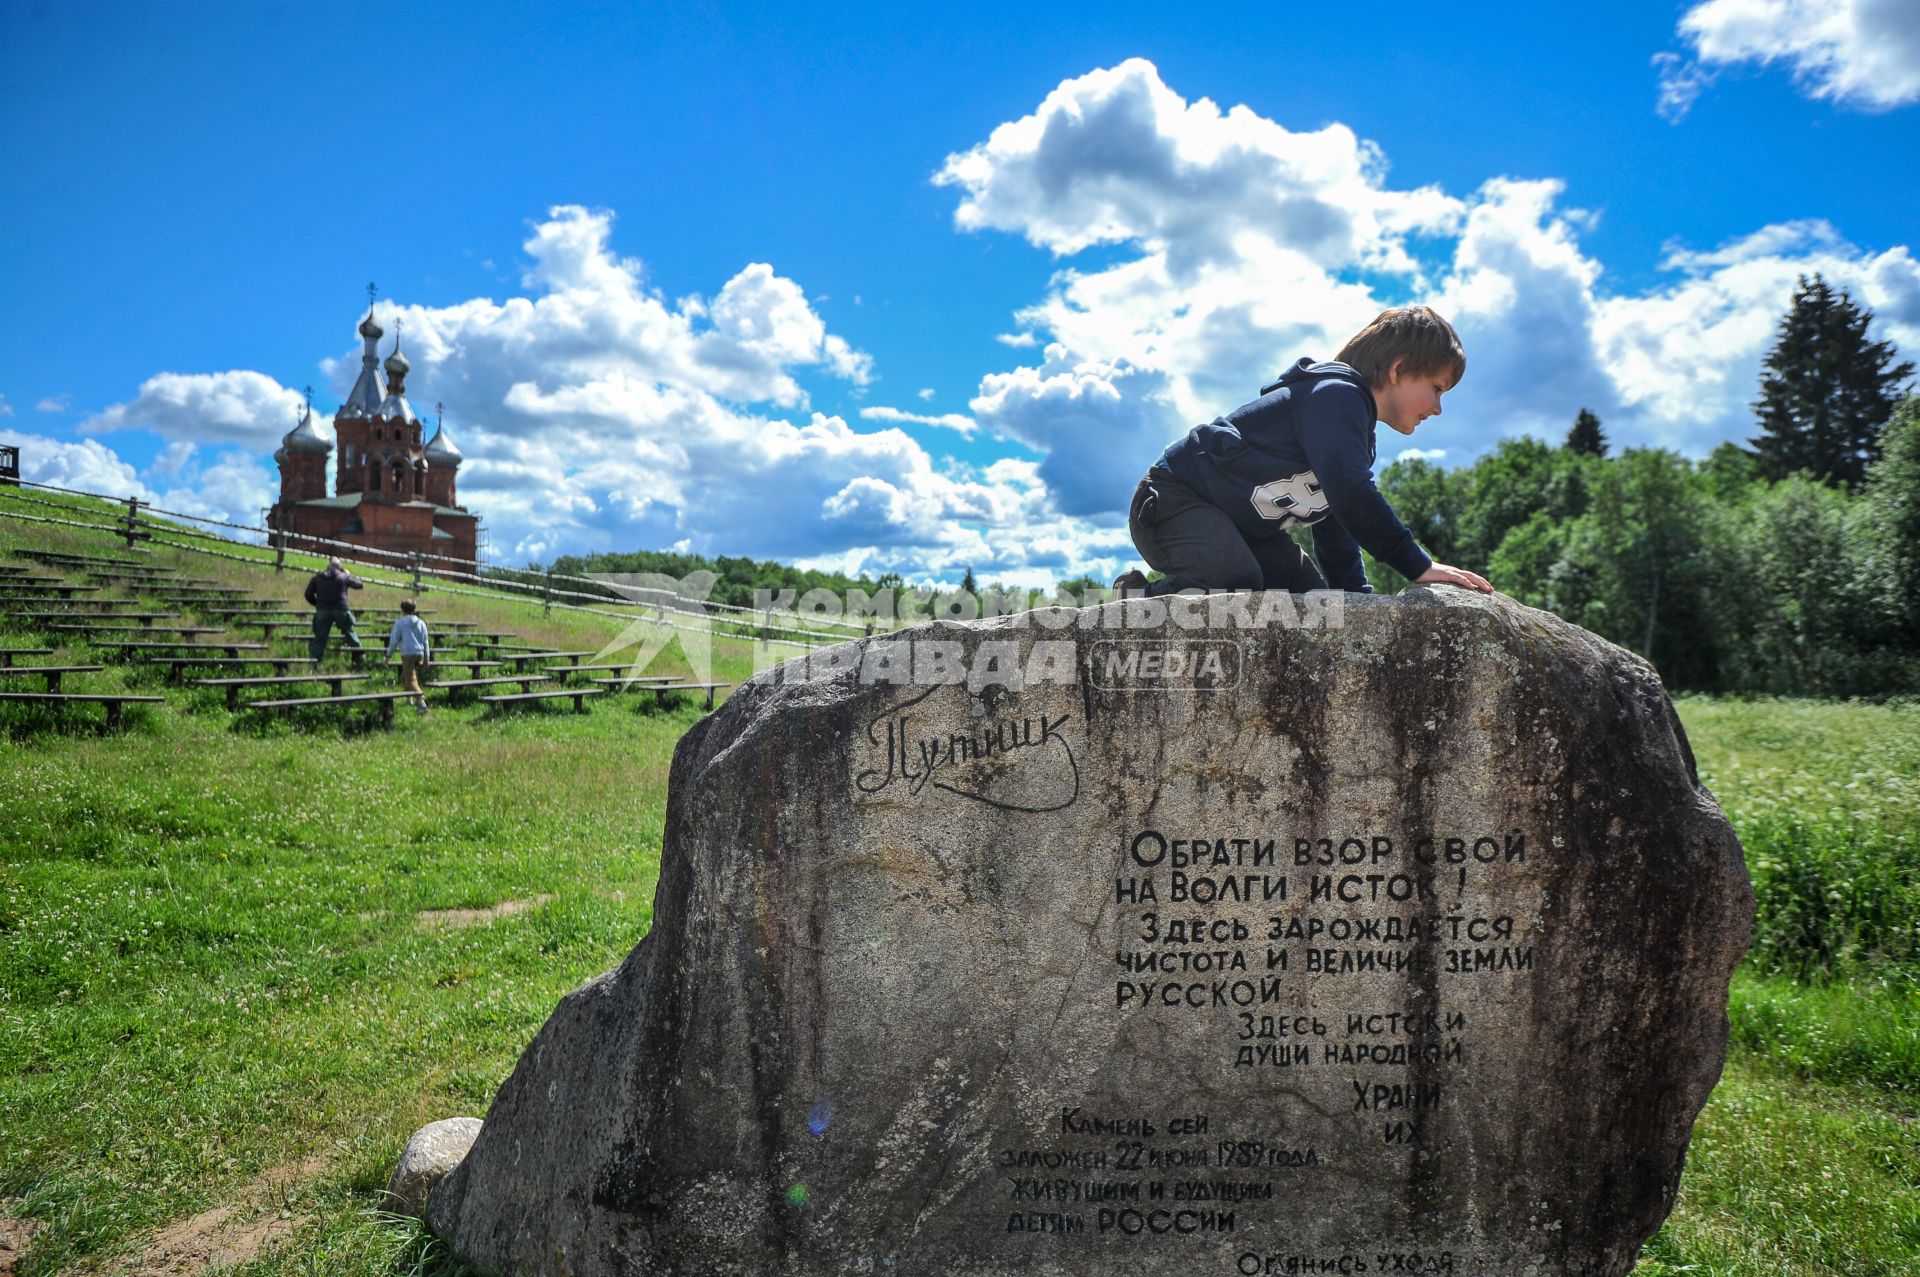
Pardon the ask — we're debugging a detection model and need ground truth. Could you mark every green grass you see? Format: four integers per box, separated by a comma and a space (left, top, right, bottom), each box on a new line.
1634, 696, 1920, 1273
1640, 1056, 1920, 1275
1683, 697, 1920, 979
0, 704, 698, 1274
0, 496, 767, 1272
1, 493, 1917, 1273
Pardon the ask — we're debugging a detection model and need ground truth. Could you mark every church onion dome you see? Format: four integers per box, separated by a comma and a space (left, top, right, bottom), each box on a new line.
282, 403, 333, 455
375, 391, 419, 424
384, 346, 410, 378
423, 420, 464, 467
274, 445, 287, 465
341, 316, 388, 419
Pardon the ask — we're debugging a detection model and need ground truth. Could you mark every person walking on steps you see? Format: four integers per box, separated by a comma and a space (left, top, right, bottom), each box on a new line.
386, 598, 431, 716
305, 557, 365, 666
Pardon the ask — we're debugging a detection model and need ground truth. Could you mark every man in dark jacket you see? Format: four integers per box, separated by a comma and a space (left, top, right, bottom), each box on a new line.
304, 557, 365, 664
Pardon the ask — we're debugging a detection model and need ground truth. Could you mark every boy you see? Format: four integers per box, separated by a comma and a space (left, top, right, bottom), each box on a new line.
386, 599, 432, 716
1114, 306, 1492, 597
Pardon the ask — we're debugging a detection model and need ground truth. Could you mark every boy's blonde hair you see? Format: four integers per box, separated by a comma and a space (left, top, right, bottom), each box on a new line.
1336, 306, 1466, 389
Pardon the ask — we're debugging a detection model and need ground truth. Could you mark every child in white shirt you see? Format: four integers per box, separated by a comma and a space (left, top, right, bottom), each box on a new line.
386, 599, 432, 716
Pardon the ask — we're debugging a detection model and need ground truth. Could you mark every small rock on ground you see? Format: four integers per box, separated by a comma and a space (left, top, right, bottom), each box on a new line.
387, 1118, 483, 1217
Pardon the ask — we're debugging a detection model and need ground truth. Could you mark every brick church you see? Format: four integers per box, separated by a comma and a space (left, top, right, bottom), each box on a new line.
267, 305, 480, 567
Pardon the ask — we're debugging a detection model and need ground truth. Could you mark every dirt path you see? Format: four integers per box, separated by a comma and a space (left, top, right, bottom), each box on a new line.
63, 1152, 329, 1276
415, 893, 552, 928
1, 1203, 48, 1277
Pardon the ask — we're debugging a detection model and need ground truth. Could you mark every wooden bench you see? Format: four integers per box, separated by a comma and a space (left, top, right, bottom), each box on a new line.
100, 639, 268, 659
548, 663, 666, 682
201, 609, 306, 622
0, 647, 55, 667
588, 674, 678, 690
0, 691, 165, 729
151, 655, 316, 683
428, 674, 555, 701
241, 691, 418, 727
15, 553, 144, 568
42, 618, 198, 633
3, 610, 123, 628
193, 672, 372, 710
9, 610, 180, 624
497, 650, 597, 671
0, 664, 104, 692
0, 583, 101, 598
646, 681, 731, 710
84, 568, 181, 583
317, 640, 369, 666
234, 619, 315, 639
441, 635, 520, 655
47, 622, 212, 637
19, 550, 150, 567
387, 657, 504, 678
479, 687, 607, 713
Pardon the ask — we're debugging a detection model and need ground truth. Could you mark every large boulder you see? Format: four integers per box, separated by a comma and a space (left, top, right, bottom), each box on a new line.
430, 589, 1752, 1276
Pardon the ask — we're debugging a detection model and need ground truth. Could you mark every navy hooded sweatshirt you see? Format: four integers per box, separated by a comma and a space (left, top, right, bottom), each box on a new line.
1155, 359, 1434, 592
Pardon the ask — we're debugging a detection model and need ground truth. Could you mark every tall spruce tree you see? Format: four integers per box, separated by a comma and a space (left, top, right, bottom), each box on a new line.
1566, 408, 1608, 457
1749, 274, 1914, 491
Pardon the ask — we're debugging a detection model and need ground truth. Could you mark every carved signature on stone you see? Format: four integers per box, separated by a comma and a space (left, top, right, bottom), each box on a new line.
853, 685, 1080, 812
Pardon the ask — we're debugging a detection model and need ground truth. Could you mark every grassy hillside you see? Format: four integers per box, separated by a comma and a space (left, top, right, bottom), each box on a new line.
0, 488, 772, 1272
0, 489, 1914, 1274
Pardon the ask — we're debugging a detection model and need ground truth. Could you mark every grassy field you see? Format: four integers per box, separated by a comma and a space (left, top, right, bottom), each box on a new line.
0, 497, 1915, 1274
1640, 698, 1920, 1274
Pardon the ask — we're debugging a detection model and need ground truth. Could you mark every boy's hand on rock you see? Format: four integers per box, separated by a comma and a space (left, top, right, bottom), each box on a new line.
1415, 563, 1494, 594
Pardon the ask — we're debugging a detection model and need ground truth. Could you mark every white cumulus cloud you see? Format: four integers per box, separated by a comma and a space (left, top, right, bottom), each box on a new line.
74, 206, 1112, 579
9, 431, 158, 502
1661, 0, 1920, 117
858, 405, 978, 435
936, 57, 1461, 279
83, 370, 311, 450
951, 59, 1919, 496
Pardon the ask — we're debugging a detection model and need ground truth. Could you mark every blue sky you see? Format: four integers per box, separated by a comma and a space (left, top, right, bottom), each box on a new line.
3, 0, 1917, 584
